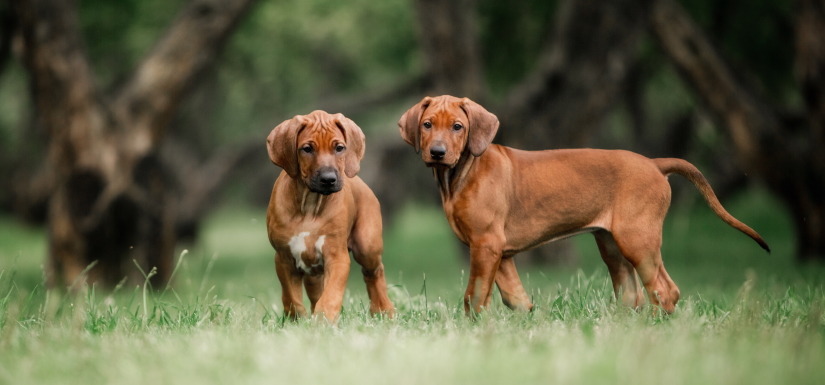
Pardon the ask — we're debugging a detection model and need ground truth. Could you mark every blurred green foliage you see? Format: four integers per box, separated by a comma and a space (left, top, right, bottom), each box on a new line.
1, 0, 802, 153
477, 0, 558, 97
79, 0, 185, 84
0, 0, 812, 287
215, 0, 419, 139
0, 0, 421, 158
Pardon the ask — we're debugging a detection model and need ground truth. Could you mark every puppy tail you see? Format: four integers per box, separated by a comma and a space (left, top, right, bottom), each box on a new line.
654, 158, 770, 253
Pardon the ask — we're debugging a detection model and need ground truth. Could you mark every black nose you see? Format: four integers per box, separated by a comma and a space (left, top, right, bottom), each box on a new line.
319, 170, 337, 185
430, 146, 446, 160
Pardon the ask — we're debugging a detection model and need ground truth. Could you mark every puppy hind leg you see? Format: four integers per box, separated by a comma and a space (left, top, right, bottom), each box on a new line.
615, 234, 679, 314
594, 230, 644, 309
634, 257, 679, 314
658, 263, 680, 308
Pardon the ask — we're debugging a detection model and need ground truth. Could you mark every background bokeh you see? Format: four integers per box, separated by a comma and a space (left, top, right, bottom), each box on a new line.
0, 0, 823, 301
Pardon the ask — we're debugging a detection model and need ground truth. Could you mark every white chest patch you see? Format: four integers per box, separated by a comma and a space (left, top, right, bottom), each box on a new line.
314, 235, 326, 261
288, 232, 310, 272
287, 232, 326, 274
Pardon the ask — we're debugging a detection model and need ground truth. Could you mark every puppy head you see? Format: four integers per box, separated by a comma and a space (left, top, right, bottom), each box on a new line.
398, 95, 499, 168
267, 111, 365, 195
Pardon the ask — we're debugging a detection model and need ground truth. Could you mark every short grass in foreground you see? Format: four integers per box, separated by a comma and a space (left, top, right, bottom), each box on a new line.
0, 188, 824, 384
0, 268, 823, 385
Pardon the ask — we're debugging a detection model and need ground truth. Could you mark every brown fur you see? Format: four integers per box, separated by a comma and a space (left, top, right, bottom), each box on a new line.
266, 111, 393, 323
398, 96, 769, 315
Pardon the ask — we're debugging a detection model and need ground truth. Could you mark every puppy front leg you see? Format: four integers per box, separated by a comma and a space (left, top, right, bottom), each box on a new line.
495, 257, 533, 312
313, 252, 351, 323
275, 252, 307, 319
464, 241, 503, 316
303, 274, 325, 313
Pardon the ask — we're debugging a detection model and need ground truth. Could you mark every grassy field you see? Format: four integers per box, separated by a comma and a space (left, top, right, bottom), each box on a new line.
1, 188, 824, 384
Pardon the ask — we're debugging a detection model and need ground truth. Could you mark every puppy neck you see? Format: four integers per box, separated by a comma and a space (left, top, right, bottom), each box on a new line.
433, 149, 475, 201
291, 177, 330, 217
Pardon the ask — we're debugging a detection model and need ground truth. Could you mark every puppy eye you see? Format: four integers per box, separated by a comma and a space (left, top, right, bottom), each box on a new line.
423, 122, 432, 129
452, 123, 463, 131
301, 146, 313, 154
335, 144, 346, 153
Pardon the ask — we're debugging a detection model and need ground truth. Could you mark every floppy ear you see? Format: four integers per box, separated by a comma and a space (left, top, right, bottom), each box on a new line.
461, 98, 499, 157
334, 115, 366, 178
266, 116, 305, 178
397, 96, 432, 153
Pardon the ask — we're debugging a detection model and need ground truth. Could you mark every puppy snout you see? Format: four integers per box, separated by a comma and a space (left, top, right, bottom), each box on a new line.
319, 170, 338, 186
309, 167, 342, 195
430, 145, 446, 160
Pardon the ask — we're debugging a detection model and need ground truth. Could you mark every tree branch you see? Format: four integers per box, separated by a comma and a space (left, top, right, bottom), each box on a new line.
651, 0, 825, 260
648, 0, 789, 171
160, 136, 263, 240
500, 0, 647, 149
317, 75, 430, 117
114, 0, 258, 152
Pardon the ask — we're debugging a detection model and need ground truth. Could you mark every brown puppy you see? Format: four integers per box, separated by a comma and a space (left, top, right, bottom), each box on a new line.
398, 95, 769, 315
266, 111, 393, 322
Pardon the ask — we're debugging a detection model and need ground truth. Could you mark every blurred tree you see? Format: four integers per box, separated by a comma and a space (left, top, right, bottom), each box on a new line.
3, 0, 820, 282
497, 0, 647, 151
413, 0, 486, 100
12, 0, 258, 288
650, 0, 825, 261
0, 1, 17, 211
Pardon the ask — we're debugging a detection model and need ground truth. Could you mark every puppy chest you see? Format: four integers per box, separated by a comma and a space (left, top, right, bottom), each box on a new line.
285, 232, 327, 274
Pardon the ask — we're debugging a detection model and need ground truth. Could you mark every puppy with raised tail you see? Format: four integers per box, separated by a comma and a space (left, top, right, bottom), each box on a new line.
266, 111, 393, 322
398, 95, 769, 315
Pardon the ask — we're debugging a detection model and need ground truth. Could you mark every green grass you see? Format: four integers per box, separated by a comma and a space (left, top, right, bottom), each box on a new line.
1, 187, 824, 384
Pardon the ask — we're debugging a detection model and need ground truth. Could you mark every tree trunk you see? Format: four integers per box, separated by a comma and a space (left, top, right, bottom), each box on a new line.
794, 0, 825, 261
649, 0, 825, 261
0, 0, 14, 78
413, 0, 486, 100
14, 0, 257, 289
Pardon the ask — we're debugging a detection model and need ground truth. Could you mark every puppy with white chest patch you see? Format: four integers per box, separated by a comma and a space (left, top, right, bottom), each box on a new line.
266, 110, 393, 322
